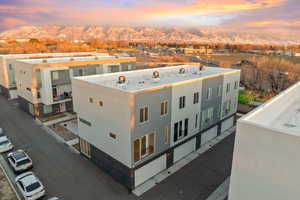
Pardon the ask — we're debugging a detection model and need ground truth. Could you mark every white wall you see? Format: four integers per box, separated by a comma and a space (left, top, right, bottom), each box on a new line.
171, 79, 202, 147
221, 116, 234, 133
201, 126, 218, 145
134, 154, 166, 187
15, 62, 35, 103
221, 71, 240, 119
72, 78, 133, 167
229, 121, 300, 200
173, 138, 196, 163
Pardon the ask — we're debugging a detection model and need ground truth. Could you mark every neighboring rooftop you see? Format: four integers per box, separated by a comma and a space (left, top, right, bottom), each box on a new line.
18, 55, 129, 64
242, 81, 300, 137
74, 65, 239, 93
0, 52, 107, 58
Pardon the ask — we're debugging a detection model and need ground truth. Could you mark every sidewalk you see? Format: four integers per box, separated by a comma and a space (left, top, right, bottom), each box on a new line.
133, 126, 236, 196
0, 156, 19, 200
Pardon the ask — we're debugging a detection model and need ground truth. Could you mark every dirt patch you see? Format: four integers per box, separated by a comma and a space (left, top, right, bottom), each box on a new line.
0, 168, 17, 200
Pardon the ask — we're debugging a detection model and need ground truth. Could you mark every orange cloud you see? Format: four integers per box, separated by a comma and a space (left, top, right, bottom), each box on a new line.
1, 17, 27, 29
248, 20, 300, 27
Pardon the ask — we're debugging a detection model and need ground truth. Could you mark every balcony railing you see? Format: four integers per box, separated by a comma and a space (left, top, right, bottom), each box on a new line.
53, 92, 72, 102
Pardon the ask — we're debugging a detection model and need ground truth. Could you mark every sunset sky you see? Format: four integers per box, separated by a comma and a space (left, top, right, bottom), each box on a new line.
0, 0, 299, 31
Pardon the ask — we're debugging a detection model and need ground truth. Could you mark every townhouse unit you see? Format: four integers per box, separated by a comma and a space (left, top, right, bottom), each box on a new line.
15, 55, 136, 119
229, 82, 300, 200
0, 52, 108, 99
72, 65, 240, 190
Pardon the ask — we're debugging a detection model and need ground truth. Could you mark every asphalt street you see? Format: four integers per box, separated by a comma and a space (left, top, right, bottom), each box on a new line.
0, 96, 235, 200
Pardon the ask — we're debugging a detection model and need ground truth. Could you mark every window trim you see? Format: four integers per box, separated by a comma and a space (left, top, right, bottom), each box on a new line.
160, 100, 168, 116
193, 92, 199, 104
139, 106, 149, 124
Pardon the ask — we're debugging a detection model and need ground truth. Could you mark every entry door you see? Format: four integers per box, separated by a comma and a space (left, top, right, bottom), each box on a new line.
80, 139, 91, 158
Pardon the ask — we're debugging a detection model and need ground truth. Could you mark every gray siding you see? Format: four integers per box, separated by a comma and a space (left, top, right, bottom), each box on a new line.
132, 87, 172, 165
200, 75, 224, 131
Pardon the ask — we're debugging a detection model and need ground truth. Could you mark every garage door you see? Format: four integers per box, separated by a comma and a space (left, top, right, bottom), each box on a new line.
134, 154, 166, 187
174, 138, 196, 163
201, 126, 218, 145
221, 116, 234, 133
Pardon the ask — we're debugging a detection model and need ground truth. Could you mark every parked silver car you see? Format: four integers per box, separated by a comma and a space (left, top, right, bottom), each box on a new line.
0, 135, 13, 153
8, 150, 33, 173
15, 171, 45, 200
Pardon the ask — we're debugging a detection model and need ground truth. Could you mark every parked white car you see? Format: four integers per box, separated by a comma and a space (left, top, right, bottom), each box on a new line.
0, 136, 13, 153
15, 172, 45, 200
8, 150, 33, 173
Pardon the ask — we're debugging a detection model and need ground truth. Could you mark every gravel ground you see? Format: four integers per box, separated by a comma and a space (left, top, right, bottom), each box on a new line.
0, 167, 17, 200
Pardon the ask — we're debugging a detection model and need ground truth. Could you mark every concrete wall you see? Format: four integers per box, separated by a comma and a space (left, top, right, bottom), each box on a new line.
221, 71, 240, 119
200, 75, 223, 130
15, 62, 35, 103
171, 79, 203, 146
229, 121, 300, 200
133, 87, 172, 166
72, 78, 133, 167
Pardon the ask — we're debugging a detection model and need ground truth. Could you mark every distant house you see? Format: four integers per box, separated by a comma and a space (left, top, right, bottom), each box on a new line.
294, 52, 300, 57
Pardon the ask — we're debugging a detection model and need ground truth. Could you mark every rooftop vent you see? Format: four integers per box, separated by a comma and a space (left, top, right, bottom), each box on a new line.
118, 76, 126, 84
179, 68, 186, 74
199, 63, 204, 71
42, 59, 47, 63
153, 71, 160, 78
152, 71, 160, 83
94, 56, 99, 60
70, 58, 75, 61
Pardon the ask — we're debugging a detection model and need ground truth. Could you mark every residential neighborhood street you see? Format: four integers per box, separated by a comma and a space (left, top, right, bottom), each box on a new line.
0, 96, 235, 200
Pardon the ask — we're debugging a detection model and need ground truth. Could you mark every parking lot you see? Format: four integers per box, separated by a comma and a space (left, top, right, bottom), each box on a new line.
0, 96, 235, 200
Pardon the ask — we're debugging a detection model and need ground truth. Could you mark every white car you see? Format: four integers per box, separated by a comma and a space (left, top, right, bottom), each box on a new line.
8, 150, 33, 173
0, 136, 13, 153
15, 172, 45, 200
0, 128, 5, 136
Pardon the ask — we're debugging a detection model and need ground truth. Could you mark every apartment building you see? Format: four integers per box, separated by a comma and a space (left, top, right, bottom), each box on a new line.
15, 55, 136, 119
0, 52, 108, 99
229, 82, 300, 200
72, 65, 240, 190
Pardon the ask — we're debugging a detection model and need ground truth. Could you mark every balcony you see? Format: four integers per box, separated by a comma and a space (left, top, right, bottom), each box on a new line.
53, 91, 72, 102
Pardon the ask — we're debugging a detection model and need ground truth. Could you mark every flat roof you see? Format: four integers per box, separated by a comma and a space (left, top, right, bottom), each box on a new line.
19, 55, 126, 64
74, 65, 239, 93
241, 81, 300, 137
0, 52, 106, 58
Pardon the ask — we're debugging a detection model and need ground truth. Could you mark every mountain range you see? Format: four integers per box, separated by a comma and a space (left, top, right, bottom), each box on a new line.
0, 25, 299, 44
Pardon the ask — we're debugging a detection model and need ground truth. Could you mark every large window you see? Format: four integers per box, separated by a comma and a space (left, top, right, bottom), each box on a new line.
202, 107, 214, 127
163, 127, 169, 144
174, 118, 189, 142
161, 101, 168, 116
207, 88, 212, 100
234, 81, 238, 90
140, 106, 149, 123
193, 92, 199, 104
179, 96, 186, 109
195, 114, 198, 128
218, 85, 222, 97
226, 83, 231, 93
134, 132, 155, 162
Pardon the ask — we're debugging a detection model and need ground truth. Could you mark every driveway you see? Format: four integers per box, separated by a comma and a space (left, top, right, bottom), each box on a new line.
0, 96, 235, 200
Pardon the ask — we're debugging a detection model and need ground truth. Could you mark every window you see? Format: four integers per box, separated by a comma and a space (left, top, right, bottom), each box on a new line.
161, 101, 168, 116
195, 114, 198, 128
226, 83, 230, 93
89, 98, 93, 103
179, 96, 186, 109
174, 119, 188, 142
234, 81, 238, 90
193, 92, 199, 104
218, 85, 222, 97
208, 107, 214, 121
207, 88, 212, 100
163, 127, 169, 144
184, 118, 188, 136
140, 106, 149, 123
202, 107, 214, 126
134, 132, 155, 162
109, 132, 116, 139
52, 71, 59, 80
9, 64, 13, 70
43, 105, 53, 114
98, 101, 103, 107
79, 118, 92, 126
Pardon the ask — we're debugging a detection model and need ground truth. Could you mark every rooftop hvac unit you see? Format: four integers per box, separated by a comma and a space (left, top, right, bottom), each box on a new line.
118, 76, 126, 84
42, 59, 47, 63
199, 63, 204, 71
94, 56, 99, 60
179, 68, 186, 74
70, 58, 75, 61
153, 71, 160, 78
